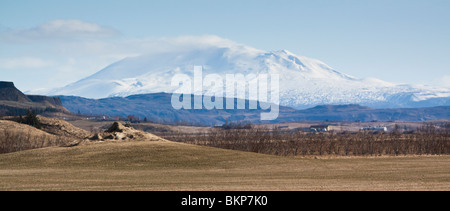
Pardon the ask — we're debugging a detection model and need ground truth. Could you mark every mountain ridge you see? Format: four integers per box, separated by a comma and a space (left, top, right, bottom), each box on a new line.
58, 93, 450, 125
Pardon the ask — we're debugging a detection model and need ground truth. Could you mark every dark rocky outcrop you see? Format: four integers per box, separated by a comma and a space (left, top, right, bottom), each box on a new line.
0, 81, 69, 116
90, 122, 164, 142
0, 81, 32, 103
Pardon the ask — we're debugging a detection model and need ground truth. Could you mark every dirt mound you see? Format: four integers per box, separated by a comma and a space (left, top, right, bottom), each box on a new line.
38, 116, 91, 139
106, 122, 128, 133
91, 122, 165, 142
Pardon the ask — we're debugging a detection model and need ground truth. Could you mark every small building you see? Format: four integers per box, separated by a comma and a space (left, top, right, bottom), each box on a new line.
310, 125, 330, 132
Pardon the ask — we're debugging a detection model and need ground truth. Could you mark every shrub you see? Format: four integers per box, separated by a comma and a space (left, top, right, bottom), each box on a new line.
24, 109, 42, 129
0, 129, 68, 154
161, 126, 450, 157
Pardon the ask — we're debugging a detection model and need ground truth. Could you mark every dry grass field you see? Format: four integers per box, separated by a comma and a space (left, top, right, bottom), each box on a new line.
0, 140, 449, 191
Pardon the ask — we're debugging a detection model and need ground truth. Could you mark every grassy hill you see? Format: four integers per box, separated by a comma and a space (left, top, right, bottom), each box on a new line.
0, 120, 73, 154
0, 140, 449, 191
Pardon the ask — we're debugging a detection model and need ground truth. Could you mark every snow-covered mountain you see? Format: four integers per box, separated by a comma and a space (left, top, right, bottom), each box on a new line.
45, 37, 450, 109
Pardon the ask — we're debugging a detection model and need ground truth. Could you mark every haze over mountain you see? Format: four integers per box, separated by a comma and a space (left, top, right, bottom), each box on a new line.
43, 36, 450, 109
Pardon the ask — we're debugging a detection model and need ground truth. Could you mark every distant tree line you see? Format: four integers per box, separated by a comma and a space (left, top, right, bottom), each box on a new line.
220, 121, 253, 130
162, 123, 450, 157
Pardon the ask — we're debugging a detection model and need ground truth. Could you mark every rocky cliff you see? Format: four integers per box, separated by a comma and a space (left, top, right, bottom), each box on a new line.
0, 81, 69, 116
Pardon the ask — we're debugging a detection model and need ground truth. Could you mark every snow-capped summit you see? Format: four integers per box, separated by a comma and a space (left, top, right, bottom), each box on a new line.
45, 36, 450, 109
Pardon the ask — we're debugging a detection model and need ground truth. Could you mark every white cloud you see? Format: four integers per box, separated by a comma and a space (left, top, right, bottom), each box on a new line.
159, 35, 238, 49
433, 75, 450, 88
0, 57, 54, 69
36, 19, 118, 37
104, 35, 257, 57
0, 24, 248, 91
0, 19, 119, 42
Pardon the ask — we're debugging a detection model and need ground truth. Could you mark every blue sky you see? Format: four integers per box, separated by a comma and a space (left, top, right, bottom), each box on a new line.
1, 0, 449, 91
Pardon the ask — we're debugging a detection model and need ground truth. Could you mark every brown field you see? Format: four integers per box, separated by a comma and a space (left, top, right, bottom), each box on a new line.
0, 140, 449, 191
1, 118, 449, 191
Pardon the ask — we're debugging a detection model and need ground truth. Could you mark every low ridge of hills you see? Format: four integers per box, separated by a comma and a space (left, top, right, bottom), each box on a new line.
59, 93, 450, 125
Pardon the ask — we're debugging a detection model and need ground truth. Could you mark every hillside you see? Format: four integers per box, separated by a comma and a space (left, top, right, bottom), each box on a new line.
0, 140, 449, 191
0, 81, 69, 116
0, 120, 69, 154
0, 81, 31, 102
37, 115, 92, 139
